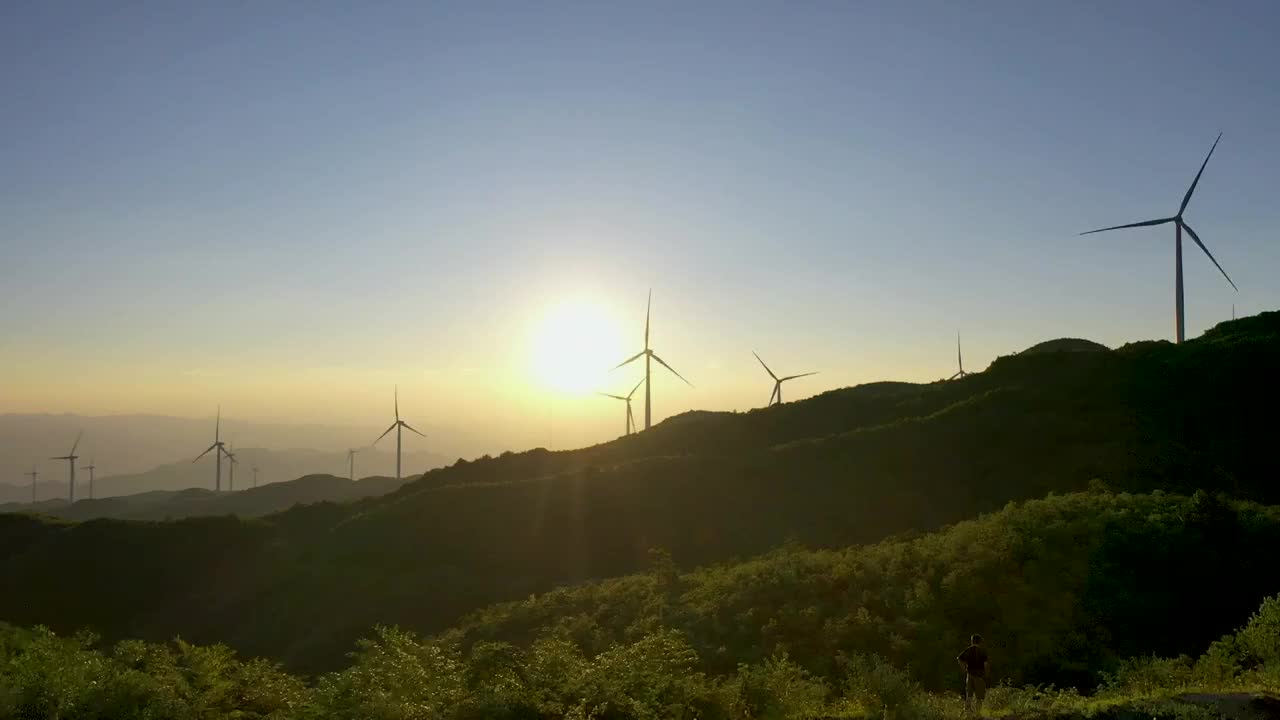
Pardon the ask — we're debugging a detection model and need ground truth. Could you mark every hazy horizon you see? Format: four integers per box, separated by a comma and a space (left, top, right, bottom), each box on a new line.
5, 1, 1280, 453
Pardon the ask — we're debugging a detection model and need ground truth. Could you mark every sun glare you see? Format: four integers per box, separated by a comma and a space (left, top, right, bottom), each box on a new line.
530, 299, 626, 395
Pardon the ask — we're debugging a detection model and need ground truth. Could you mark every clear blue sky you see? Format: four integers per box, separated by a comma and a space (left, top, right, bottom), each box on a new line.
3, 1, 1279, 452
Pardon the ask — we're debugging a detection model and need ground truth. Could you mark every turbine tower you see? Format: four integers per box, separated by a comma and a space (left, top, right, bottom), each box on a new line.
950, 332, 970, 380
373, 386, 425, 482
50, 431, 82, 503
613, 291, 693, 430
346, 448, 361, 482
193, 407, 227, 491
225, 443, 238, 491
252, 466, 259, 488
597, 378, 645, 436
1080, 133, 1237, 343
753, 352, 817, 407
25, 467, 38, 503
81, 459, 97, 500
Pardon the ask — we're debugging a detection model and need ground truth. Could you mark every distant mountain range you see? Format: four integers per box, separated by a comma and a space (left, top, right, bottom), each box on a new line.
0, 445, 448, 502
0, 414, 469, 500
0, 473, 410, 522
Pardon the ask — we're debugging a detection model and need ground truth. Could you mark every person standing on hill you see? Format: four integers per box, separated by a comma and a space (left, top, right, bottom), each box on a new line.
957, 634, 989, 715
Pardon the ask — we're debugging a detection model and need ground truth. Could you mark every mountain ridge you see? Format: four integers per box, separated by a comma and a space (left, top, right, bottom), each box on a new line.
1, 312, 1277, 674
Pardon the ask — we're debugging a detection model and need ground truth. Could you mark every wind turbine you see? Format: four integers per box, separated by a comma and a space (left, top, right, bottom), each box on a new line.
372, 386, 425, 482
346, 448, 360, 481
193, 407, 227, 491
753, 352, 817, 407
1080, 133, 1237, 344
50, 431, 82, 502
81, 459, 97, 500
613, 291, 693, 430
252, 466, 259, 488
598, 378, 645, 436
25, 467, 38, 503
225, 443, 238, 491
949, 332, 970, 380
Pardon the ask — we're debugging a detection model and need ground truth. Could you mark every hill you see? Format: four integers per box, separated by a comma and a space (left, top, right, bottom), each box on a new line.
2, 312, 1279, 673
3, 492, 1280, 720
1020, 337, 1110, 354
0, 473, 409, 522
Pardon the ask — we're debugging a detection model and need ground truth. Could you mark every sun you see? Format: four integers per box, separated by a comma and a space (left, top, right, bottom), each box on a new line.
529, 299, 626, 395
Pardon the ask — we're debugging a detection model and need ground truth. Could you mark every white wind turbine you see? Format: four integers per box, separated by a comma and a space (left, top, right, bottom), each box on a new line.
372, 386, 425, 482
224, 443, 239, 491
346, 448, 361, 482
192, 407, 229, 491
50, 431, 82, 503
1080, 133, 1237, 343
612, 291, 693, 430
81, 459, 97, 500
753, 352, 817, 407
598, 378, 645, 436
949, 332, 970, 381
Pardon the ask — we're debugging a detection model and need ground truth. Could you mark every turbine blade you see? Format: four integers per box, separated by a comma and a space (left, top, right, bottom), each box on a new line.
394, 385, 399, 422
1180, 132, 1222, 216
650, 353, 693, 387
1079, 217, 1174, 235
193, 443, 218, 462
401, 421, 426, 438
645, 289, 651, 349
1181, 222, 1238, 291
69, 430, 82, 456
216, 406, 220, 441
627, 377, 644, 399
613, 350, 645, 370
753, 351, 778, 380
598, 392, 627, 401
769, 384, 779, 406
780, 372, 818, 382
372, 422, 397, 446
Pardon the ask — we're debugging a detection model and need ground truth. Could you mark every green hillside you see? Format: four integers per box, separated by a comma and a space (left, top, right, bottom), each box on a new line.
2, 313, 1279, 674
4, 492, 1280, 720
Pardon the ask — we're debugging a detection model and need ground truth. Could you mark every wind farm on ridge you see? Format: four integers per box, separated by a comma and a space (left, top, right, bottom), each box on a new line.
9, 134, 1249, 506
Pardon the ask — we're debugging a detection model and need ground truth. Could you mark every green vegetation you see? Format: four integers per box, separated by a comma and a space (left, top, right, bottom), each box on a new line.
3, 566, 1279, 719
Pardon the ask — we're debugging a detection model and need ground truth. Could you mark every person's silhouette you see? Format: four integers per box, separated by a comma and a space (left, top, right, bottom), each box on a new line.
957, 634, 989, 714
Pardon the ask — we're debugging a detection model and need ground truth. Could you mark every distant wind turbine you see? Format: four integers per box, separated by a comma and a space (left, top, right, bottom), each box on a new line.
50, 431, 82, 503
225, 443, 238, 491
1080, 133, 1237, 344
346, 448, 361, 482
598, 378, 645, 436
950, 332, 970, 380
193, 407, 228, 491
753, 352, 817, 407
81, 459, 97, 500
613, 291, 693, 430
25, 467, 38, 504
372, 386, 425, 482
252, 466, 259, 488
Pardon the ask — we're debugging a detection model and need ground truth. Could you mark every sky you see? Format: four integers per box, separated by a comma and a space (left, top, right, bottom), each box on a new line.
3, 1, 1279, 455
